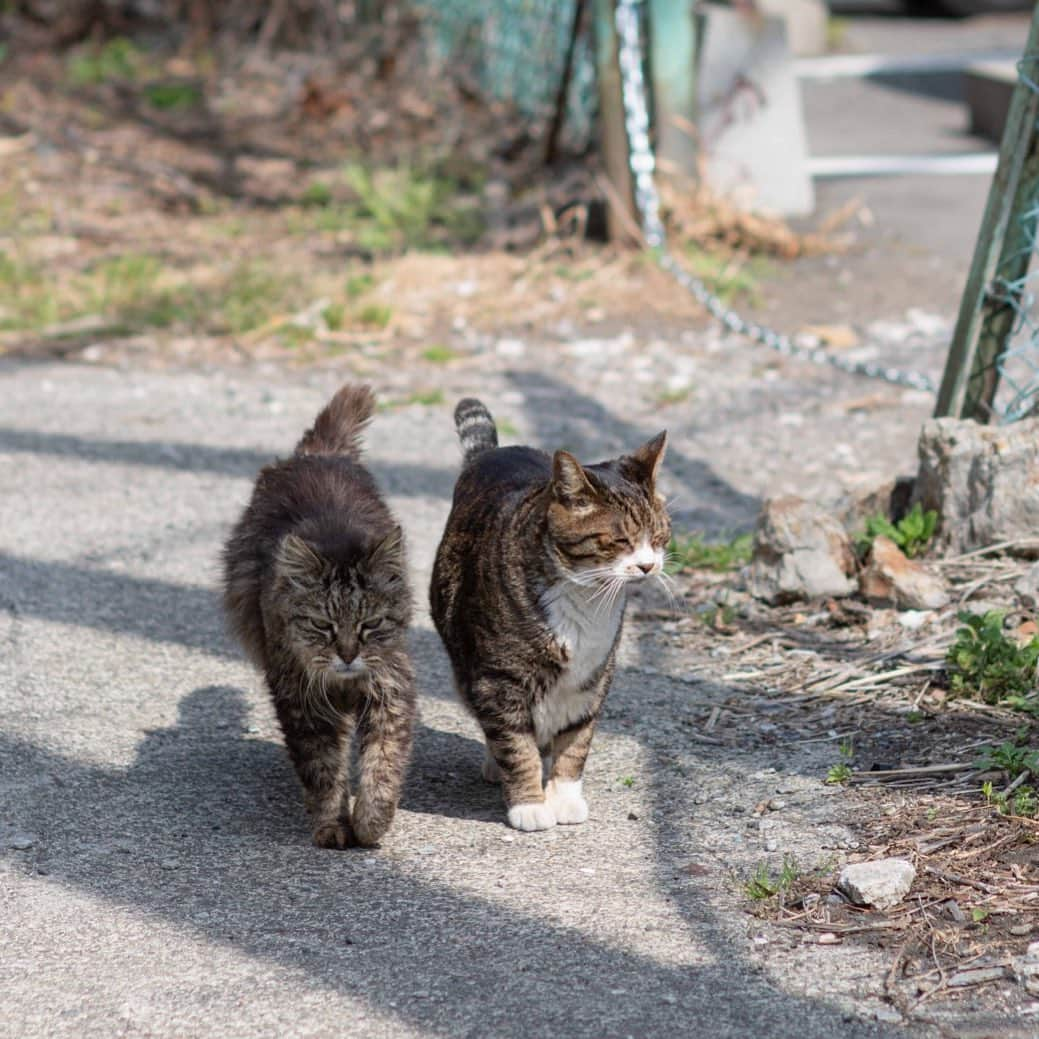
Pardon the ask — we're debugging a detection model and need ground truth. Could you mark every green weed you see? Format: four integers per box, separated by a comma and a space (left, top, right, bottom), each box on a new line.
825, 763, 852, 785
357, 303, 392, 329
68, 38, 144, 85
667, 532, 752, 574
343, 163, 484, 252
496, 418, 520, 439
975, 740, 1039, 780
301, 181, 334, 208
346, 272, 376, 299
948, 611, 1039, 705
143, 81, 202, 111
857, 502, 938, 559
745, 858, 799, 901
684, 246, 770, 306
219, 263, 291, 334
322, 303, 346, 331
619, 775, 636, 789
421, 344, 457, 364
656, 386, 693, 406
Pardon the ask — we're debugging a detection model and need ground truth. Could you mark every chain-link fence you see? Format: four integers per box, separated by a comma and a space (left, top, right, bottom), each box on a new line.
935, 17, 1039, 424
418, 0, 598, 150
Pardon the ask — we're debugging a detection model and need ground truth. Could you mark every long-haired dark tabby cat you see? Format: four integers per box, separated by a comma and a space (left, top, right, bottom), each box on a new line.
430, 399, 670, 832
222, 383, 415, 849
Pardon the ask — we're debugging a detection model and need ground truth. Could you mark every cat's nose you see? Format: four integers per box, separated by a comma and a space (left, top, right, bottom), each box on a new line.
637, 562, 655, 575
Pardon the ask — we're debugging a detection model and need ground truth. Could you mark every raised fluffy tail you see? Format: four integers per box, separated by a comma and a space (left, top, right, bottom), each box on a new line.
454, 398, 498, 462
296, 383, 375, 458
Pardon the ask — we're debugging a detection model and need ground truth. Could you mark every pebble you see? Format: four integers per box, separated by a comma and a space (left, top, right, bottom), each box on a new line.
767, 799, 786, 811
159, 858, 180, 871
1011, 923, 1034, 936
765, 839, 779, 852
9, 834, 36, 850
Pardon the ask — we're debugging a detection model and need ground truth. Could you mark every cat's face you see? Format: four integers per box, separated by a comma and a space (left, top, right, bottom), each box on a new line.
272, 527, 409, 679
546, 432, 671, 586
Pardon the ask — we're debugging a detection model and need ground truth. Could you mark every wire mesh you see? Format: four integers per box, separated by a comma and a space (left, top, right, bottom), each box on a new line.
415, 0, 597, 148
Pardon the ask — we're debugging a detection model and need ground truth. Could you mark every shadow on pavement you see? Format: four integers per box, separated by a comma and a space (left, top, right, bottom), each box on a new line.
1, 683, 893, 1039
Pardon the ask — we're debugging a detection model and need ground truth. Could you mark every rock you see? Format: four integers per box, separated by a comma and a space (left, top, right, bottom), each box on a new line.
9, 833, 35, 850
1016, 562, 1039, 608
837, 858, 916, 910
915, 417, 1039, 554
859, 536, 950, 611
746, 496, 857, 604
838, 474, 915, 534
1015, 941, 1039, 994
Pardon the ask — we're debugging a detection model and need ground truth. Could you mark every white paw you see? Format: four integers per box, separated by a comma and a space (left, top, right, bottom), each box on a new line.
481, 749, 502, 784
507, 801, 557, 832
546, 779, 589, 825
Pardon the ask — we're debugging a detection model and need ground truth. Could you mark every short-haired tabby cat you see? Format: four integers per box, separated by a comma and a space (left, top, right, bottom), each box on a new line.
222, 383, 415, 849
430, 399, 670, 831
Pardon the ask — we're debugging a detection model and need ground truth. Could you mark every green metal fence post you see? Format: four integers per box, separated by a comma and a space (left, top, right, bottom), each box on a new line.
646, 0, 699, 175
935, 4, 1039, 422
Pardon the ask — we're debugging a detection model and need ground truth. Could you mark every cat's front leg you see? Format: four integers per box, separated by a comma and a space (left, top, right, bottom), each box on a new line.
272, 688, 353, 849
350, 673, 416, 847
546, 715, 597, 825
486, 729, 557, 832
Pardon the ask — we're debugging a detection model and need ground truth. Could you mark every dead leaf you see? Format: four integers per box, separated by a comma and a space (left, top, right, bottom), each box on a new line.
799, 323, 859, 350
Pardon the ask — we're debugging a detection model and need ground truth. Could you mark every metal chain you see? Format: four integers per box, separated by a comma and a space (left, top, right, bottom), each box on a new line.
612, 0, 937, 394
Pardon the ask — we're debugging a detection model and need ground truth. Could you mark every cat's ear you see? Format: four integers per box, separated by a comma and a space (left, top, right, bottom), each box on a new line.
627, 431, 668, 486
552, 450, 598, 507
368, 525, 404, 571
275, 534, 323, 582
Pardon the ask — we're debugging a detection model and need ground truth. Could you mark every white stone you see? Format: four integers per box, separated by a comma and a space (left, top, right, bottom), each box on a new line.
837, 858, 916, 910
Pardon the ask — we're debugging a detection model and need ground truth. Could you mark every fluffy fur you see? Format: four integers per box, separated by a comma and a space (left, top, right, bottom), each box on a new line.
430, 398, 670, 832
222, 383, 416, 849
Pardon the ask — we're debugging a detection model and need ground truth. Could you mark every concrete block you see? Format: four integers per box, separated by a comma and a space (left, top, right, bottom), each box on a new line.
756, 0, 828, 58
697, 4, 815, 216
965, 60, 1016, 142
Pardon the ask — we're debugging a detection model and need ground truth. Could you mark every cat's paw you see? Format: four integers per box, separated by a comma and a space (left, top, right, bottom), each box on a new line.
507, 801, 557, 832
481, 750, 502, 784
545, 779, 589, 825
312, 820, 353, 849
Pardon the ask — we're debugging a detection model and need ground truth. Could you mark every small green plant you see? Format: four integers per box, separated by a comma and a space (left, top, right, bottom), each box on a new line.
975, 739, 1039, 779
619, 775, 636, 788
322, 302, 345, 331
421, 344, 457, 364
656, 386, 693, 406
404, 389, 445, 407
948, 611, 1039, 705
745, 858, 799, 901
685, 246, 770, 306
1014, 786, 1039, 817
300, 181, 334, 208
68, 38, 144, 85
143, 81, 202, 111
496, 418, 520, 439
357, 303, 392, 328
857, 502, 938, 559
667, 532, 752, 575
346, 272, 375, 299
971, 907, 990, 923
826, 763, 852, 785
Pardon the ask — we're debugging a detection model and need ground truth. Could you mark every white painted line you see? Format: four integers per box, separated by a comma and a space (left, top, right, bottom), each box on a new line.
796, 50, 1019, 81
808, 152, 998, 178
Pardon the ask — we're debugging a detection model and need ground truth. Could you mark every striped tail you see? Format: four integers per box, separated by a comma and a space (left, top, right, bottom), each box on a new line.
454, 398, 498, 462
295, 383, 375, 459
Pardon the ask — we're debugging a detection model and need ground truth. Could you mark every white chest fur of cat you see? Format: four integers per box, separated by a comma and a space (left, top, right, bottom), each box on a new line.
534, 579, 624, 747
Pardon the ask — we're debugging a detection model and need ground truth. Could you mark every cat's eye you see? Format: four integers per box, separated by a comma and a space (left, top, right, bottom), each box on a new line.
611, 537, 634, 551
359, 619, 390, 641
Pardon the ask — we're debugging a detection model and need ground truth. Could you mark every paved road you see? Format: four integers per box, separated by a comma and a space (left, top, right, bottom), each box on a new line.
0, 360, 905, 1039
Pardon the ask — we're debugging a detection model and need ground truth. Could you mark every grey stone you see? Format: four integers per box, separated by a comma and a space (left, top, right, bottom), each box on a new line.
915, 417, 1039, 554
837, 858, 916, 910
1016, 563, 1039, 609
858, 536, 950, 611
9, 834, 36, 850
746, 496, 857, 604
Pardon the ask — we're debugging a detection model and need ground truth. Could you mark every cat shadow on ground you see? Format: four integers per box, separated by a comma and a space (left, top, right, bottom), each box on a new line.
2, 682, 893, 1039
